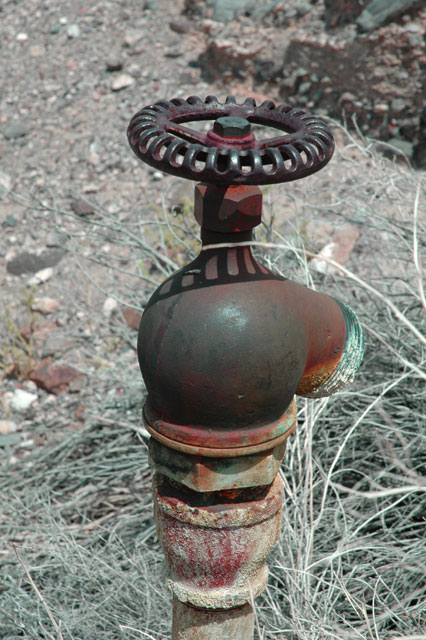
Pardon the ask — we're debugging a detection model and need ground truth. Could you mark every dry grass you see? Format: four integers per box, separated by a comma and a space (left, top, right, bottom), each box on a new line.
1, 126, 425, 639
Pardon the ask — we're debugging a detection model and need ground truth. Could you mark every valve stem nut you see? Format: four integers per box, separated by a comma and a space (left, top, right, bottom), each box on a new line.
213, 116, 251, 138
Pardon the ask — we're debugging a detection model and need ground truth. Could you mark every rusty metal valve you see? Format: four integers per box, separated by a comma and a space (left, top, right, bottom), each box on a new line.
127, 96, 364, 640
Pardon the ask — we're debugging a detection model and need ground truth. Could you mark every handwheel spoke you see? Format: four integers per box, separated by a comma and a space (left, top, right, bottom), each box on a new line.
256, 132, 304, 149
164, 121, 207, 146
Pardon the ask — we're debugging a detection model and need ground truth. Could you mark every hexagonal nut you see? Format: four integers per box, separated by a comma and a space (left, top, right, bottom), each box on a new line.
194, 184, 262, 232
213, 116, 251, 138
149, 437, 287, 492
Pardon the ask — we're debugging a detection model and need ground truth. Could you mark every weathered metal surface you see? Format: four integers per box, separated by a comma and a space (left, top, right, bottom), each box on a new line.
149, 437, 289, 491
138, 240, 307, 446
300, 298, 364, 397
127, 95, 364, 640
194, 184, 262, 233
154, 473, 284, 609
138, 228, 358, 451
143, 400, 296, 456
127, 95, 335, 185
173, 599, 254, 640
213, 116, 251, 138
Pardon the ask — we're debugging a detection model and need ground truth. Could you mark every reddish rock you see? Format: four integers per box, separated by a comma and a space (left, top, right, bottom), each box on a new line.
324, 0, 365, 27
0, 420, 18, 435
71, 197, 95, 216
74, 404, 87, 420
30, 359, 83, 394
280, 5, 426, 155
20, 320, 58, 343
305, 221, 335, 248
121, 308, 142, 331
202, 37, 265, 81
332, 224, 359, 261
31, 297, 59, 315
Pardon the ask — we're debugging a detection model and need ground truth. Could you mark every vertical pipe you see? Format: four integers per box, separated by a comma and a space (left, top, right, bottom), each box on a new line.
153, 474, 284, 640
173, 598, 254, 640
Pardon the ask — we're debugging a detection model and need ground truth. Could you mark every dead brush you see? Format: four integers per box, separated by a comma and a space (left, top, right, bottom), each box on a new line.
0, 285, 38, 380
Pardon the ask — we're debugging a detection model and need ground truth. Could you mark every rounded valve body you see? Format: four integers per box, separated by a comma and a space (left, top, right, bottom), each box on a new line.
138, 236, 354, 457
139, 257, 306, 448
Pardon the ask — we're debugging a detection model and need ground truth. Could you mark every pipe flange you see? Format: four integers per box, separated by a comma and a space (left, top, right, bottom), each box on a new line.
127, 95, 334, 186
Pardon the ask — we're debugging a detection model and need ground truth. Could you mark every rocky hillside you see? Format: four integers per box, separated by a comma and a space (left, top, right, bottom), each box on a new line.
183, 0, 426, 167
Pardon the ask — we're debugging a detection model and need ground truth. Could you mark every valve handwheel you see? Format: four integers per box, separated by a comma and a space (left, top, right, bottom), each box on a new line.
127, 95, 334, 186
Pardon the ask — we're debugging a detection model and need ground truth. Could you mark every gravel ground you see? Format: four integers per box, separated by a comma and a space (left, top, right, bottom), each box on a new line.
0, 0, 214, 431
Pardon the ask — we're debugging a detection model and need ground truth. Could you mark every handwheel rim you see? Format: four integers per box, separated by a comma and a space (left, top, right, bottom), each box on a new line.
127, 95, 334, 185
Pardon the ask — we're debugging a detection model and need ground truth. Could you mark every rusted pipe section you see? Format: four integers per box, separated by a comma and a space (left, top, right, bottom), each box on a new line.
127, 97, 364, 639
172, 600, 254, 640
154, 472, 283, 639
154, 474, 283, 609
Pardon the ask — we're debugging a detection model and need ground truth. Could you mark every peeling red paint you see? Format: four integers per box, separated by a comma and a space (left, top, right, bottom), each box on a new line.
154, 474, 284, 608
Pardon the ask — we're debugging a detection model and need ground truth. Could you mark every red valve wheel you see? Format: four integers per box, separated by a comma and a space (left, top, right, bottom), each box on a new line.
127, 95, 334, 186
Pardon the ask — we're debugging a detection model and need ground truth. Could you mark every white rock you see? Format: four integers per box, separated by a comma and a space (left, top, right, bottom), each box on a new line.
10, 389, 38, 413
22, 380, 38, 393
0, 420, 18, 435
0, 170, 12, 194
111, 73, 134, 91
103, 296, 119, 319
19, 439, 35, 449
32, 296, 59, 315
43, 395, 57, 407
405, 22, 422, 34
5, 247, 17, 262
67, 24, 80, 38
310, 243, 336, 275
310, 224, 358, 276
2, 391, 14, 414
28, 267, 53, 286
373, 103, 389, 115
16, 32, 29, 42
